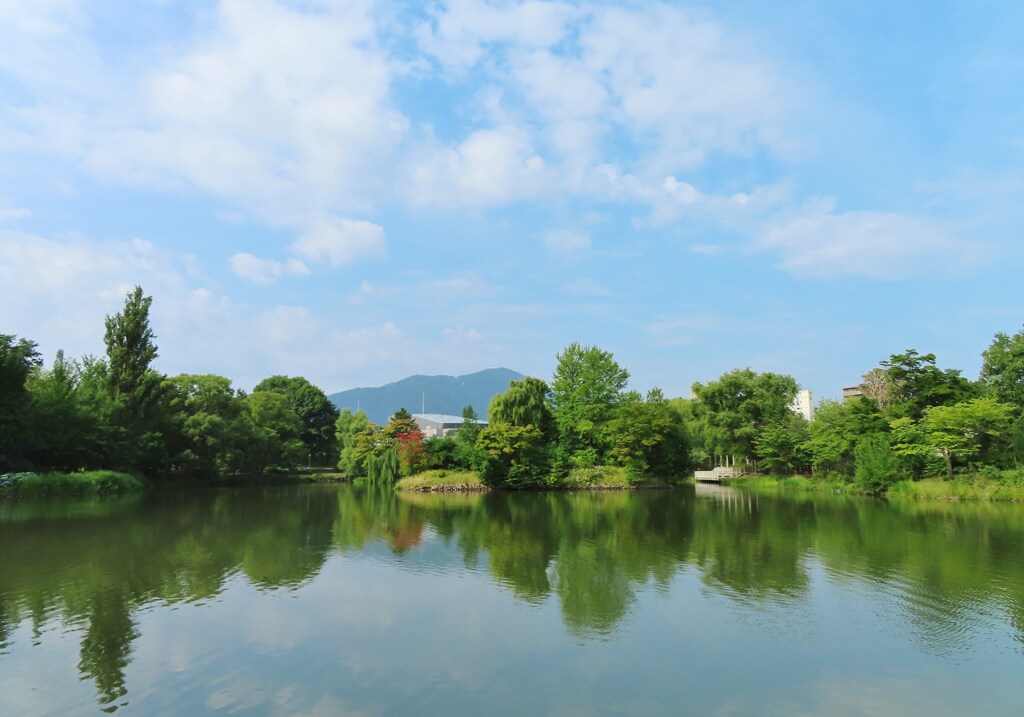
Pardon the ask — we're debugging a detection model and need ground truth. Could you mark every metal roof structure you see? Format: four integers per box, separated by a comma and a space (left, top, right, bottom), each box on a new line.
411, 413, 488, 426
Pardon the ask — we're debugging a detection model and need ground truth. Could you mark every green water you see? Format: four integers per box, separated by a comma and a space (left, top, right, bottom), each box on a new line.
1, 484, 1022, 716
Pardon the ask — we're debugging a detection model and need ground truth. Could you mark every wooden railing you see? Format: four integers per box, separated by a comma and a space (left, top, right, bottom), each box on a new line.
694, 466, 742, 482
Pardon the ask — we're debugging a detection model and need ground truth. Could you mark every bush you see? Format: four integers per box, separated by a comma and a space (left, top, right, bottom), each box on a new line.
0, 470, 144, 497
854, 436, 902, 493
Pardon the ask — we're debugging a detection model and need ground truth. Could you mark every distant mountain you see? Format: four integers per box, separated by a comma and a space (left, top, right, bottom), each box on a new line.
328, 368, 525, 425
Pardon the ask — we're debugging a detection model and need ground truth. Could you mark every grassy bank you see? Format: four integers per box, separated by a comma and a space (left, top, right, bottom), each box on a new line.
724, 474, 865, 495
398, 466, 674, 492
888, 473, 1024, 501
396, 470, 487, 492
728, 470, 1024, 502
0, 471, 146, 498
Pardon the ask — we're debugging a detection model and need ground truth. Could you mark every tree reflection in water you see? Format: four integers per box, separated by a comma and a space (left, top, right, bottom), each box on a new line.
2, 484, 1024, 710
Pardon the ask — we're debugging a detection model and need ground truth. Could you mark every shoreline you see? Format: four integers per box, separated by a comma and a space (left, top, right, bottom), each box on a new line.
724, 473, 1024, 502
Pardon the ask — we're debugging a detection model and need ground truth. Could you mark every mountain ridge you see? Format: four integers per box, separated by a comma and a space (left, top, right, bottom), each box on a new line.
328, 367, 525, 425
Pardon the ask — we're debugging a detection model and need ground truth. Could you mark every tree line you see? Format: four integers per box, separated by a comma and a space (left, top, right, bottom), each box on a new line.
337, 337, 1024, 493
4, 286, 1022, 492
1, 286, 339, 478
687, 344, 1024, 492
336, 342, 693, 488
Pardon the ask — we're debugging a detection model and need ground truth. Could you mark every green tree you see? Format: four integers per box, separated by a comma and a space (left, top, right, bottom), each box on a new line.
102, 286, 172, 474
252, 375, 340, 465
881, 349, 976, 419
25, 350, 93, 471
246, 391, 305, 471
476, 423, 549, 487
166, 374, 249, 477
605, 389, 691, 481
804, 398, 888, 476
489, 376, 556, 439
755, 413, 811, 475
385, 407, 419, 438
104, 286, 161, 418
422, 435, 459, 469
690, 369, 798, 465
0, 334, 41, 468
550, 343, 629, 464
351, 423, 391, 471
853, 436, 902, 493
454, 405, 485, 468
335, 409, 370, 476
368, 447, 401, 484
891, 397, 1015, 478
980, 327, 1024, 410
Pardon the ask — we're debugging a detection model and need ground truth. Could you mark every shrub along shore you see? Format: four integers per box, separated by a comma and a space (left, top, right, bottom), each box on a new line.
728, 469, 1024, 502
396, 466, 674, 492
0, 471, 145, 498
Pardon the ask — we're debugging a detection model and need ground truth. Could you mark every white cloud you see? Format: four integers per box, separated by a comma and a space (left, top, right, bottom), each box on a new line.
229, 253, 309, 285
417, 0, 579, 72
4, 0, 407, 261
0, 229, 214, 361
543, 229, 591, 255
257, 305, 318, 345
290, 218, 388, 268
4, 0, 806, 246
759, 198, 982, 279
416, 1, 796, 182
112, 0, 403, 218
405, 126, 550, 207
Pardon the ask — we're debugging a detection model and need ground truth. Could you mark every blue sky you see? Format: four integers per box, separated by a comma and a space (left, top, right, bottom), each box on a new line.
1, 0, 1022, 401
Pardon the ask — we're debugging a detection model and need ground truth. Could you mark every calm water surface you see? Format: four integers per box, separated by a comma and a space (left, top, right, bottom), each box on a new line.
1, 484, 1023, 716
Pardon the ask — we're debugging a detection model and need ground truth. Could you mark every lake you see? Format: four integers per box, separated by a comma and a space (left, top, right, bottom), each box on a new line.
1, 483, 1022, 716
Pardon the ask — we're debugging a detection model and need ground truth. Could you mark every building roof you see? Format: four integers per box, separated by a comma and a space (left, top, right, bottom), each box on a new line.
412, 413, 488, 425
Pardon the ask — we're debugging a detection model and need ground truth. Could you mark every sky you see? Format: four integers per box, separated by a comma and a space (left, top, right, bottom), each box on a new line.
1, 0, 1022, 401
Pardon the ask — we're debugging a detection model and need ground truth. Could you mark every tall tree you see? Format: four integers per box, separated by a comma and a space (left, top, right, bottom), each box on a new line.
550, 343, 629, 463
102, 286, 171, 474
104, 286, 159, 417
880, 349, 976, 419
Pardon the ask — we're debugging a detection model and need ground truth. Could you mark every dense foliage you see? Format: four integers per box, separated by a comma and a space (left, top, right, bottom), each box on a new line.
1, 287, 336, 480
682, 333, 1024, 493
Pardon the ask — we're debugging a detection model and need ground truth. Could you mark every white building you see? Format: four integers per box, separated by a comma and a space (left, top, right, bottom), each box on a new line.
789, 389, 814, 422
412, 413, 488, 438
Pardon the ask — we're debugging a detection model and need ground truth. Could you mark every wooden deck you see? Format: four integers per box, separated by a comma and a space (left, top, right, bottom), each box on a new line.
694, 466, 744, 482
